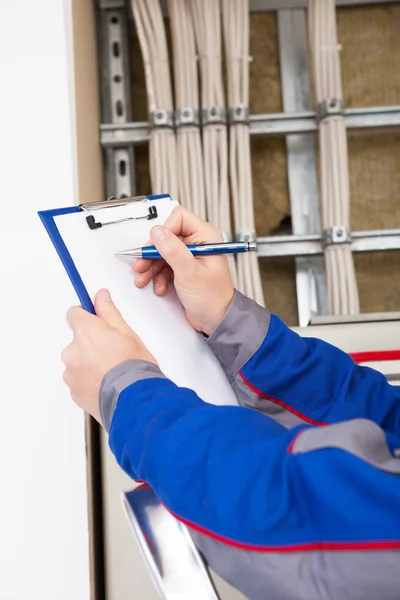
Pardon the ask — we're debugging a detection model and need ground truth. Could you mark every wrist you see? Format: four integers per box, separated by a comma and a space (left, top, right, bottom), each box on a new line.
100, 359, 166, 432
206, 290, 270, 381
203, 289, 235, 336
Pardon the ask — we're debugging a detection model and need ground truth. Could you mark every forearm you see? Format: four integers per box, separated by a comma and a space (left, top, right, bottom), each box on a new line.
209, 291, 400, 434
101, 362, 400, 550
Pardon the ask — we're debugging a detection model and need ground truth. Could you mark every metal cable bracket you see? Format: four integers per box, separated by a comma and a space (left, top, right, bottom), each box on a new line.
149, 109, 174, 129
316, 98, 344, 124
228, 105, 250, 125
236, 229, 257, 242
321, 225, 352, 248
174, 107, 200, 128
201, 107, 227, 127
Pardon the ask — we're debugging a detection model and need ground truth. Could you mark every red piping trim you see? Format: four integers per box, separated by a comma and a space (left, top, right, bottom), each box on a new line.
238, 371, 327, 427
137, 483, 151, 491
136, 484, 400, 553
286, 430, 303, 454
350, 350, 400, 364
166, 505, 400, 552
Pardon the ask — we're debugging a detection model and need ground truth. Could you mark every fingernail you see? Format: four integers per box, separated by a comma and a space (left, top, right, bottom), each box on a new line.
98, 288, 111, 301
151, 226, 167, 241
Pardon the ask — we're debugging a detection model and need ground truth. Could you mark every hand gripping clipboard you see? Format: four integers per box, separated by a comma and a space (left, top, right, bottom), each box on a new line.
39, 194, 234, 599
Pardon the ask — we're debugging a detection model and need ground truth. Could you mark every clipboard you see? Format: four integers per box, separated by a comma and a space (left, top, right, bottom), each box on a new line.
38, 194, 165, 314
39, 193, 232, 599
38, 193, 237, 408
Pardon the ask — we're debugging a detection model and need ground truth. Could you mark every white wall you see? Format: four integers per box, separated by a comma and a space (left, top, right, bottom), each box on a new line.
0, 2, 90, 599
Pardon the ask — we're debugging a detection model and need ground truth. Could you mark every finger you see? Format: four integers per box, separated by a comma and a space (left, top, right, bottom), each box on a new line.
63, 369, 71, 386
133, 257, 154, 273
160, 206, 221, 244
94, 289, 133, 335
150, 226, 199, 280
61, 344, 74, 367
134, 259, 166, 288
153, 266, 173, 295
66, 306, 94, 332
133, 238, 157, 273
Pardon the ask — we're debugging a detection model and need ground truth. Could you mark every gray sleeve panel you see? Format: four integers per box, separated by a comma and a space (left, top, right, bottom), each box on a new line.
291, 418, 400, 474
206, 291, 308, 425
99, 359, 166, 432
190, 529, 400, 600
232, 375, 306, 428
191, 418, 400, 598
207, 290, 270, 384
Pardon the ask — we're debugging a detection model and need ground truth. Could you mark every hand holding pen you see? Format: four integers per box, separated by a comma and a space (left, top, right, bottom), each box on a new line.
117, 240, 256, 259
129, 207, 241, 336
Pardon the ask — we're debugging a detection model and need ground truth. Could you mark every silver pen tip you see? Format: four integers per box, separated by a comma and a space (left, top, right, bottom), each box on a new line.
115, 248, 141, 257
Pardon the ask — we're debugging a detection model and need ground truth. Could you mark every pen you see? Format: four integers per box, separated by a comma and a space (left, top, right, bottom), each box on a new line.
116, 240, 257, 259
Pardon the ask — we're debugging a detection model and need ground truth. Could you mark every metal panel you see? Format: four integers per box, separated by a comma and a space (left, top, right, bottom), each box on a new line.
160, 0, 399, 15
123, 488, 220, 600
99, 0, 126, 9
278, 9, 326, 325
310, 312, 400, 325
98, 1, 135, 198
250, 0, 400, 10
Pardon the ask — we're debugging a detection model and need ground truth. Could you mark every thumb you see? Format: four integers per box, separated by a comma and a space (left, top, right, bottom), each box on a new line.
150, 226, 198, 279
94, 289, 133, 335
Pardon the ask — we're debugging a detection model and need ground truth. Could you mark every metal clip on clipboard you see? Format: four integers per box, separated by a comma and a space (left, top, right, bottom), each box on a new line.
80, 195, 158, 230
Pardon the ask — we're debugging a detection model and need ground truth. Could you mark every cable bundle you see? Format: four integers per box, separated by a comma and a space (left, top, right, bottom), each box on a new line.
221, 0, 264, 305
308, 0, 359, 315
168, 0, 206, 218
191, 0, 237, 283
130, 0, 178, 201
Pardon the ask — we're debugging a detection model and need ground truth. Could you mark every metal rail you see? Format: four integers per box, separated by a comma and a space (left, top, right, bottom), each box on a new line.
257, 229, 400, 258
100, 105, 400, 147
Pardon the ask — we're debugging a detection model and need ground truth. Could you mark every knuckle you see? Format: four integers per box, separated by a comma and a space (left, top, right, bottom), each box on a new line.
62, 369, 70, 385
67, 306, 78, 321
166, 241, 181, 258
212, 226, 224, 241
61, 346, 71, 365
73, 323, 86, 338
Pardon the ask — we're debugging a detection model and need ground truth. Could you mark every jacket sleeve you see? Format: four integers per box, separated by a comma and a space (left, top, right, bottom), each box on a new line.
101, 361, 400, 551
207, 291, 400, 436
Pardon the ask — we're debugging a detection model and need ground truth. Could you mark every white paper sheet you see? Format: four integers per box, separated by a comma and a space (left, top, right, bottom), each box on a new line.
55, 197, 237, 407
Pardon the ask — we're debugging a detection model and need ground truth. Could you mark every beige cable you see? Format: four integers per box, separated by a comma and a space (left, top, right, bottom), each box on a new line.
168, 0, 206, 219
222, 0, 264, 305
131, 0, 178, 201
191, 0, 237, 284
308, 0, 359, 315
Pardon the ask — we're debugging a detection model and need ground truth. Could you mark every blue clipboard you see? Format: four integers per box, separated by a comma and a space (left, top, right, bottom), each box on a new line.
38, 194, 170, 315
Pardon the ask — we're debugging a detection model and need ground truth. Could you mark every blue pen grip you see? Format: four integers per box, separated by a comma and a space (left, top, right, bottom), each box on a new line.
141, 242, 252, 259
